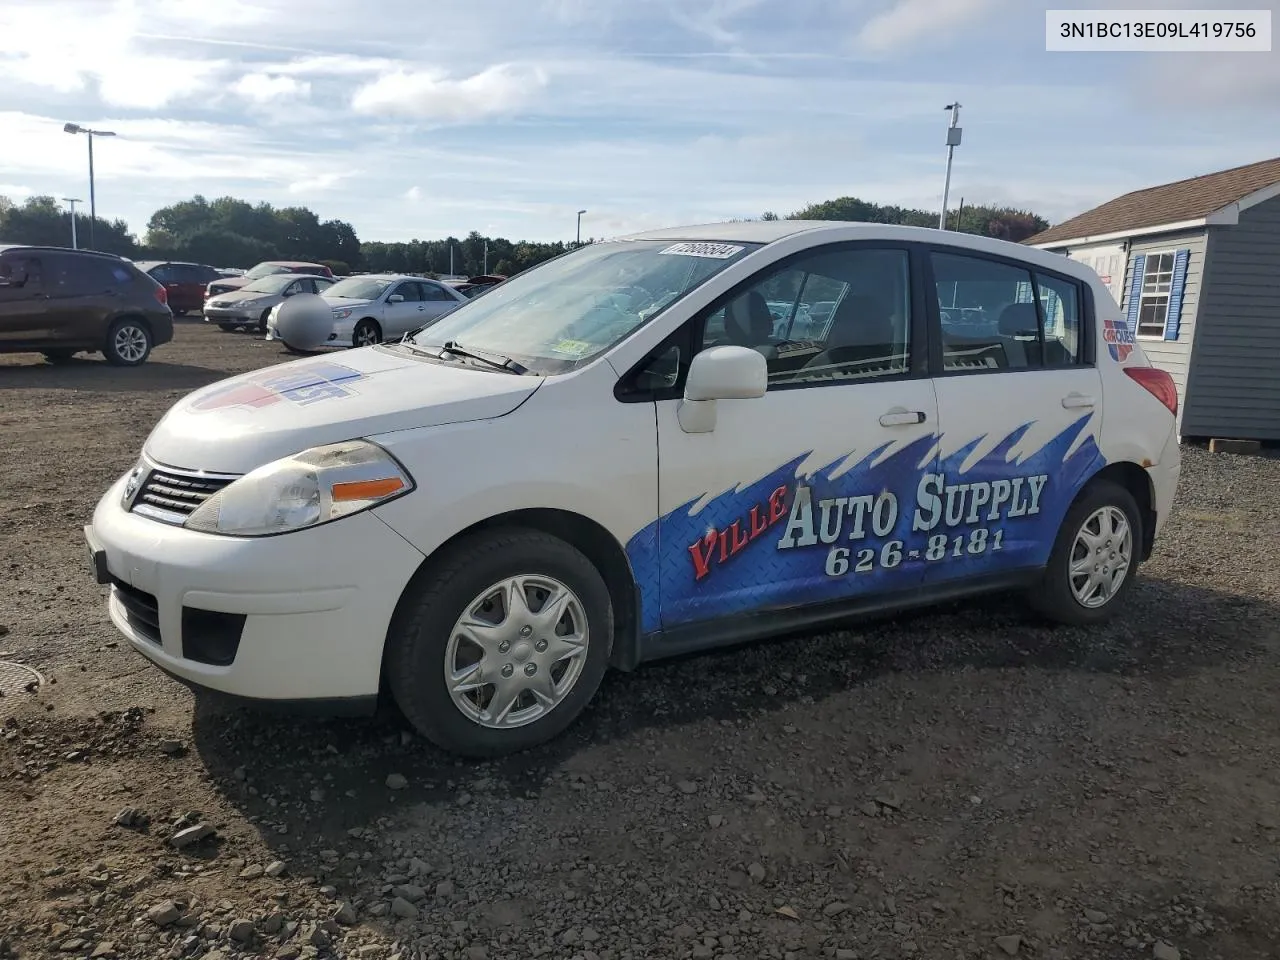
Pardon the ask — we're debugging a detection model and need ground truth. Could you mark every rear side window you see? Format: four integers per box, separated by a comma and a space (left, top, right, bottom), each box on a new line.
930, 251, 1085, 372
46, 254, 132, 294
149, 264, 175, 284
421, 282, 454, 302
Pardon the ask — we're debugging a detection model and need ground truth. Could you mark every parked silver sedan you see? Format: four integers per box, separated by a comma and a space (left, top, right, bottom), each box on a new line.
204, 274, 334, 332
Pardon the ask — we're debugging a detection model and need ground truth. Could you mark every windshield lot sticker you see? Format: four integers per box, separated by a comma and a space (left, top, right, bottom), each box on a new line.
1102, 319, 1134, 361
190, 362, 365, 412
625, 414, 1104, 633
549, 339, 593, 358
658, 242, 745, 260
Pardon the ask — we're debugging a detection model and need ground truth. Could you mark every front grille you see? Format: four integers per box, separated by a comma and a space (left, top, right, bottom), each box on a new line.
112, 580, 161, 645
133, 467, 234, 521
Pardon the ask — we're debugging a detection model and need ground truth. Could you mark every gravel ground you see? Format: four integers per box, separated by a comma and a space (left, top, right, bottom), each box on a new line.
2, 323, 1279, 960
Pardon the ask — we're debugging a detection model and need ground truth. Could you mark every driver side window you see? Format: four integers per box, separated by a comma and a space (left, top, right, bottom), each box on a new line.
394, 282, 422, 302
696, 247, 912, 389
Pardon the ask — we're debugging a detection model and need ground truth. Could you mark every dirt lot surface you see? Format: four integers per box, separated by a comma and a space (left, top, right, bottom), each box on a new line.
2, 323, 1279, 960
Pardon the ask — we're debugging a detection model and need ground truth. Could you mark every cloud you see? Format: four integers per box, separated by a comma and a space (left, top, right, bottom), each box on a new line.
404, 186, 422, 201
854, 0, 1006, 54
350, 63, 549, 121
1133, 51, 1280, 109
234, 73, 311, 104
287, 172, 350, 194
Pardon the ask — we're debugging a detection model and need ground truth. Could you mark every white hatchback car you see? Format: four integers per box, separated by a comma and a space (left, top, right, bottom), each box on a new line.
265, 273, 468, 349
86, 222, 1181, 756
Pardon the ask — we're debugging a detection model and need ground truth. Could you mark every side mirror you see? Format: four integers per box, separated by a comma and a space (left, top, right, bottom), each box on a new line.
678, 345, 767, 434
388, 294, 405, 303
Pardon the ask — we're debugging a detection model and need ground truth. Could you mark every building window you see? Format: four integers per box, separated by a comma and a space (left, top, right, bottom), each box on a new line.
1137, 252, 1175, 338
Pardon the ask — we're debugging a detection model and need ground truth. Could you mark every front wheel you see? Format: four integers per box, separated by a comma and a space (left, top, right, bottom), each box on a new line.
217, 322, 239, 333
353, 319, 382, 348
258, 309, 272, 333
42, 350, 76, 364
386, 529, 613, 757
1028, 479, 1141, 625
104, 318, 152, 366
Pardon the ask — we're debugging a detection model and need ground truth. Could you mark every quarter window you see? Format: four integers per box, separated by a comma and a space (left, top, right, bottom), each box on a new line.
1136, 252, 1174, 338
697, 247, 911, 388
1035, 273, 1083, 366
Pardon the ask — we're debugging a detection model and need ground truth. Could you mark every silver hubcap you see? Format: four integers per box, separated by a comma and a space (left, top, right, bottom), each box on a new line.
355, 325, 378, 346
1069, 505, 1133, 608
445, 575, 589, 729
114, 325, 147, 362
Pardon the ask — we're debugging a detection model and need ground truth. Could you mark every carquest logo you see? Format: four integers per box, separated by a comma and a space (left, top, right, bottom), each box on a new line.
1102, 319, 1134, 362
191, 362, 365, 412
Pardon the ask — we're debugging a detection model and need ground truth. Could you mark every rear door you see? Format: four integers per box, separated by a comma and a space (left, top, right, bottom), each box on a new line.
44, 253, 123, 346
923, 247, 1104, 586
0, 253, 48, 343
420, 280, 462, 321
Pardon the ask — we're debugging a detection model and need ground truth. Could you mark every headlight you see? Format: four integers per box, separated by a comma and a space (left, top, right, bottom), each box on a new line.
184, 440, 414, 537
332, 308, 354, 320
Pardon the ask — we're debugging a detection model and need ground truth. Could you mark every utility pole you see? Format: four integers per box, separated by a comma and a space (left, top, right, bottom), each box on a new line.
939, 103, 962, 231
953, 196, 965, 233
62, 198, 83, 249
483, 240, 488, 275
576, 209, 587, 246
449, 243, 454, 276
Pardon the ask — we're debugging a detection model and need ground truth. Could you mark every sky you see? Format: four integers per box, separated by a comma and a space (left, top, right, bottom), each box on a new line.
1, 0, 1278, 245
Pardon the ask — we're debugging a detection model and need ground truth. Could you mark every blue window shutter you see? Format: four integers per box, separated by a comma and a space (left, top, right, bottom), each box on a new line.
1164, 248, 1190, 341
1124, 253, 1146, 336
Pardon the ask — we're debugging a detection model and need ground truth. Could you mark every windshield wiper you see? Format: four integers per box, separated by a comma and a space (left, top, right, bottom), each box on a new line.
436, 340, 527, 375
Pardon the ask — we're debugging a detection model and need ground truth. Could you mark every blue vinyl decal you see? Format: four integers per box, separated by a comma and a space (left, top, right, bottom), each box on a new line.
626, 414, 1104, 633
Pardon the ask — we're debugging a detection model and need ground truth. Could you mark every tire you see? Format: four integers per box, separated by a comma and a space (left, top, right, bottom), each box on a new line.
217, 322, 239, 333
1028, 478, 1142, 626
386, 528, 614, 757
353, 319, 382, 348
42, 350, 76, 364
258, 309, 272, 334
173, 308, 187, 318
282, 342, 307, 355
104, 318, 152, 367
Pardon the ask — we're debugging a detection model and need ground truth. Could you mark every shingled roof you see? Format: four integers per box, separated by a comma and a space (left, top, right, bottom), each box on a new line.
1026, 156, 1280, 246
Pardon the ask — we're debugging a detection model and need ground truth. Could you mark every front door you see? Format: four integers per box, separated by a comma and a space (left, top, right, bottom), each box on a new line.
384, 280, 429, 337
924, 247, 1105, 585
651, 244, 940, 630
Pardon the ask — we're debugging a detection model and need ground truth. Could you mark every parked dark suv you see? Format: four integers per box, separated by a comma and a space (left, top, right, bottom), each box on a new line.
0, 245, 174, 366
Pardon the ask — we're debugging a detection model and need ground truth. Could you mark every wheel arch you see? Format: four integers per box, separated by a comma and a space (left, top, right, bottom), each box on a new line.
1083, 461, 1156, 561
385, 507, 642, 679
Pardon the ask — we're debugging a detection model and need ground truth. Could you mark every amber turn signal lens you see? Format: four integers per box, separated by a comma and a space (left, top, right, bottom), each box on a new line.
330, 477, 405, 502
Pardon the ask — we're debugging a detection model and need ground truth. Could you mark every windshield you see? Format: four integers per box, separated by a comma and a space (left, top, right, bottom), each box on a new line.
407, 239, 758, 374
325, 276, 394, 300
244, 263, 290, 280
241, 274, 296, 294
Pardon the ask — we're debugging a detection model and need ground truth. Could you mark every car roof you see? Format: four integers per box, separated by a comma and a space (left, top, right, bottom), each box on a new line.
0, 243, 127, 260
620, 220, 1094, 282
267, 260, 325, 267
340, 274, 432, 282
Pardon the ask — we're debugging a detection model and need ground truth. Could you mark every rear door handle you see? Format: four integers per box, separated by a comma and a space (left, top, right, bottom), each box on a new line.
1062, 393, 1096, 409
879, 408, 927, 427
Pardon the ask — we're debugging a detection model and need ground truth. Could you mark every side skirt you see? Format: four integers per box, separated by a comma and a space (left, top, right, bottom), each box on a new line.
636, 568, 1043, 663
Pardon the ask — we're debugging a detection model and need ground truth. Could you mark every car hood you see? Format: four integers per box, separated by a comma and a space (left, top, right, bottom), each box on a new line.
322, 296, 376, 310
212, 288, 275, 303
143, 346, 542, 474
210, 277, 250, 291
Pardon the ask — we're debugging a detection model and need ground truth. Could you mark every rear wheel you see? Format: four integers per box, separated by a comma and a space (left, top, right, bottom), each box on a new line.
104, 318, 152, 367
173, 308, 187, 318
42, 350, 76, 364
217, 322, 239, 333
386, 529, 613, 757
353, 319, 381, 347
1028, 479, 1141, 625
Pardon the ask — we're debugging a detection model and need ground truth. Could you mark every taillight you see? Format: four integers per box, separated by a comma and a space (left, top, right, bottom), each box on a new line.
153, 285, 168, 306
1125, 366, 1178, 416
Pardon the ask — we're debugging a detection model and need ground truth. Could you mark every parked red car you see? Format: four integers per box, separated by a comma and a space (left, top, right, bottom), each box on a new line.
205, 261, 335, 303
132, 261, 223, 317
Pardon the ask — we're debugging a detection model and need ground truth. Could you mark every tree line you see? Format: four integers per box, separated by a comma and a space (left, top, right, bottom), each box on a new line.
0, 191, 1051, 279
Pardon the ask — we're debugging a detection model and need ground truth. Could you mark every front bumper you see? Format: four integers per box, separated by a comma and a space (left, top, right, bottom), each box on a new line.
265, 315, 352, 349
86, 474, 425, 701
204, 305, 263, 324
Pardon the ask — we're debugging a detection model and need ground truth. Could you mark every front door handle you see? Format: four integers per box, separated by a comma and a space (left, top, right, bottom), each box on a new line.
1062, 393, 1096, 409
879, 408, 927, 427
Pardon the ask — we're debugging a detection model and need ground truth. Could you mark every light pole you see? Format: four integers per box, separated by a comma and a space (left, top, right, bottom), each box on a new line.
938, 103, 962, 231
63, 123, 117, 249
576, 209, 587, 246
61, 198, 83, 249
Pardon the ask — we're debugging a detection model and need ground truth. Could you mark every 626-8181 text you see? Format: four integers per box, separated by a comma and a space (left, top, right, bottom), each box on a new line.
824, 527, 1004, 577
